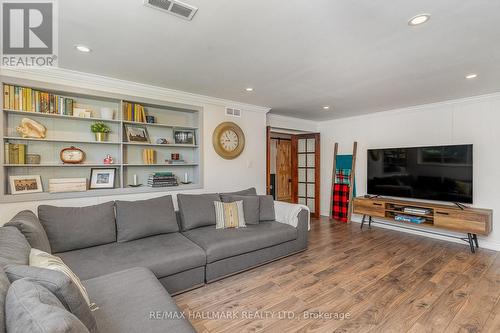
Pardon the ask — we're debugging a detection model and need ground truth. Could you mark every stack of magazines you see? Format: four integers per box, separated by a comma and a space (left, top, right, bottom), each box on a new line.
147, 172, 178, 187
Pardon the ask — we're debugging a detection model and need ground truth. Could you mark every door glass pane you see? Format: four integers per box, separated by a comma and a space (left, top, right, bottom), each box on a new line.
307, 154, 315, 167
307, 139, 315, 152
307, 184, 315, 198
307, 168, 315, 183
307, 199, 315, 213
298, 169, 306, 182
298, 154, 306, 167
298, 183, 306, 197
298, 197, 306, 205
298, 139, 307, 153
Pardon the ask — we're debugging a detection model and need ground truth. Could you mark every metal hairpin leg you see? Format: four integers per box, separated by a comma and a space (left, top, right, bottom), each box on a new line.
361, 215, 372, 229
361, 215, 366, 229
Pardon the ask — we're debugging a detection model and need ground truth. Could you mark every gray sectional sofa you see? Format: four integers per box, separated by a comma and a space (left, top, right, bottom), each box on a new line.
0, 188, 309, 332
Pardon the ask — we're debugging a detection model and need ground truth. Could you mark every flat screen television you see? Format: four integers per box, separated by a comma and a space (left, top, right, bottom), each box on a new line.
367, 144, 473, 203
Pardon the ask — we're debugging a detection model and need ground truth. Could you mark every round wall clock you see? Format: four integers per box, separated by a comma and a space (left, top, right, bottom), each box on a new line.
60, 146, 85, 164
212, 122, 245, 159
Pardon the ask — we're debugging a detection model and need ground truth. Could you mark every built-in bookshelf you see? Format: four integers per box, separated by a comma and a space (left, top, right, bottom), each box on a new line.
1, 79, 203, 202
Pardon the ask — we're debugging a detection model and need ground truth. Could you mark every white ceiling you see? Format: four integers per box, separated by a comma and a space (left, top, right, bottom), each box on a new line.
58, 0, 500, 121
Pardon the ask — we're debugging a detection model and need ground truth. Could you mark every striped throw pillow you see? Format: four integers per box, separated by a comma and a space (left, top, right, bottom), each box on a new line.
214, 201, 246, 229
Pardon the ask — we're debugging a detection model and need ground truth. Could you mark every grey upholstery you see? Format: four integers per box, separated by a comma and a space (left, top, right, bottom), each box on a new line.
115, 195, 179, 242
220, 194, 260, 224
38, 202, 116, 253
259, 195, 276, 221
5, 210, 51, 253
5, 265, 97, 332
57, 233, 205, 281
83, 267, 195, 333
182, 221, 297, 263
6, 279, 89, 333
220, 187, 257, 196
205, 209, 309, 281
158, 267, 205, 295
0, 268, 9, 333
0, 227, 30, 269
177, 193, 221, 231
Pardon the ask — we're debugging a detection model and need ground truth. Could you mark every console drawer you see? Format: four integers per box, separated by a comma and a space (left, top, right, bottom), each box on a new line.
434, 209, 491, 235
353, 199, 385, 218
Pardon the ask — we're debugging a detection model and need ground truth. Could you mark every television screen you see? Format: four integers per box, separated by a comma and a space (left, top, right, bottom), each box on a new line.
367, 144, 473, 203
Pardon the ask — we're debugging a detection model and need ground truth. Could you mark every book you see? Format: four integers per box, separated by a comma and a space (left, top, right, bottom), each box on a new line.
6, 143, 26, 164
9, 85, 15, 109
3, 85, 10, 109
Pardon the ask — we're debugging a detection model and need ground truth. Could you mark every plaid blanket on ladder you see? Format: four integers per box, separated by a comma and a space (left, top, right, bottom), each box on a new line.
332, 183, 350, 222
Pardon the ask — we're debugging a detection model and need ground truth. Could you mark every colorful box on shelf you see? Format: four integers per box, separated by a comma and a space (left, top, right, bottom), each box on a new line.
394, 214, 427, 224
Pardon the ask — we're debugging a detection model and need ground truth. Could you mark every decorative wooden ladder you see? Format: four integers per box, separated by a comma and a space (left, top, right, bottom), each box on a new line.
329, 142, 358, 223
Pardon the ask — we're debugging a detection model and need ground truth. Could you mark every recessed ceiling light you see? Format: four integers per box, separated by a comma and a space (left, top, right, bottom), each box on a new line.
322, 106, 330, 110
75, 45, 91, 53
245, 87, 254, 92
465, 73, 478, 79
408, 14, 431, 26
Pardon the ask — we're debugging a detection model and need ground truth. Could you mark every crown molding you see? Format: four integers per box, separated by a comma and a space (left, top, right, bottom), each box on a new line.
0, 66, 271, 114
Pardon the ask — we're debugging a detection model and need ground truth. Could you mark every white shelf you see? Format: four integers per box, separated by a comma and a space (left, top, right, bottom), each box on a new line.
122, 142, 198, 148
4, 137, 121, 145
122, 120, 198, 130
3, 109, 121, 123
4, 163, 116, 167
123, 163, 198, 167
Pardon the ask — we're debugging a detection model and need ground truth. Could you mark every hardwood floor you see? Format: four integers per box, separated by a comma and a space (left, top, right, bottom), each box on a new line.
174, 217, 500, 333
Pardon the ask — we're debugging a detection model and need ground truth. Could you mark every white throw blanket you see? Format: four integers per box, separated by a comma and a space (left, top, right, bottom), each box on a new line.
274, 201, 311, 230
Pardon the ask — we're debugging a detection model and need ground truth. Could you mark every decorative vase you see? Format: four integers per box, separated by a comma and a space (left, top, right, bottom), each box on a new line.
94, 132, 108, 142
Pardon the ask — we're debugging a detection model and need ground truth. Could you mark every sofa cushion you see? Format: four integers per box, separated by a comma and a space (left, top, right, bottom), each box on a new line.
259, 195, 276, 221
220, 187, 257, 196
0, 226, 30, 269
182, 221, 297, 263
0, 268, 10, 333
38, 202, 116, 253
83, 267, 195, 333
6, 279, 89, 333
177, 193, 221, 231
5, 265, 97, 332
115, 195, 178, 242
220, 194, 260, 224
5, 210, 51, 253
57, 233, 205, 281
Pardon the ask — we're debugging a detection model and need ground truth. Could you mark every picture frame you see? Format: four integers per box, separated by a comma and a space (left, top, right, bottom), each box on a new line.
89, 168, 116, 189
124, 124, 150, 143
173, 129, 196, 145
9, 175, 43, 195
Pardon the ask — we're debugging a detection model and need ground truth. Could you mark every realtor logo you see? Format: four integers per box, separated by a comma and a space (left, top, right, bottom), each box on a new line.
1, 0, 58, 66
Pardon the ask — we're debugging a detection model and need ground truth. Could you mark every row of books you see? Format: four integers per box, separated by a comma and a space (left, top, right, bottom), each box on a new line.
123, 102, 147, 122
143, 149, 156, 164
3, 84, 75, 115
4, 143, 26, 164
147, 172, 178, 187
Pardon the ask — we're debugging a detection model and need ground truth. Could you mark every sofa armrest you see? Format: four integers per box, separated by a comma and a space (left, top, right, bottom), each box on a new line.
296, 209, 309, 250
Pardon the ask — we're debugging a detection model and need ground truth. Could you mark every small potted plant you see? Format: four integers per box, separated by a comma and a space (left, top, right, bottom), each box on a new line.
91, 122, 111, 142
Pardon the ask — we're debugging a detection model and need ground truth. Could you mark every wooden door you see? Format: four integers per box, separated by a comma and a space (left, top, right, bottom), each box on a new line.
296, 133, 320, 218
276, 140, 292, 201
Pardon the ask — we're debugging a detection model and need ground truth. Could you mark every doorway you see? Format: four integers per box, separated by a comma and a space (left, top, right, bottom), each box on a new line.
266, 127, 321, 217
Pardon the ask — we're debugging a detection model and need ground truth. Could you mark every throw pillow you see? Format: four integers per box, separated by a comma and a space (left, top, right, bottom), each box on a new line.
220, 194, 260, 224
0, 268, 10, 333
177, 193, 221, 231
5, 210, 52, 254
0, 226, 31, 269
259, 195, 276, 221
115, 195, 179, 242
214, 201, 246, 229
38, 201, 116, 253
5, 261, 97, 332
6, 278, 90, 333
220, 187, 257, 196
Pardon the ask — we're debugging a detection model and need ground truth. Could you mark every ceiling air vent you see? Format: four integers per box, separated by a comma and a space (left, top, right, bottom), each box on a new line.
225, 107, 242, 117
144, 0, 198, 20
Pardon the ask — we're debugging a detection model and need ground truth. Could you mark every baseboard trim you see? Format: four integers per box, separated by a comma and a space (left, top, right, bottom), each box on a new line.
343, 215, 500, 252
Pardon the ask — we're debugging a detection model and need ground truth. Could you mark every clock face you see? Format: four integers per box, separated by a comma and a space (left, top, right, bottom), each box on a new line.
220, 129, 239, 152
60, 147, 85, 164
213, 122, 245, 159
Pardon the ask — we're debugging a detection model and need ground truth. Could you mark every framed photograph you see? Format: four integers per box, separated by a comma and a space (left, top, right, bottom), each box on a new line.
174, 129, 196, 145
89, 168, 116, 189
9, 175, 43, 195
124, 124, 150, 143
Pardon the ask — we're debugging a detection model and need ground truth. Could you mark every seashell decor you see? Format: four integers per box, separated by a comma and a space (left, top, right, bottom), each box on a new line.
16, 118, 47, 139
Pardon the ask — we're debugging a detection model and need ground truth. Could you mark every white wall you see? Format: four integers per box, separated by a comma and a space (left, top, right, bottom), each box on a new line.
319, 93, 500, 251
267, 113, 318, 133
0, 68, 268, 224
